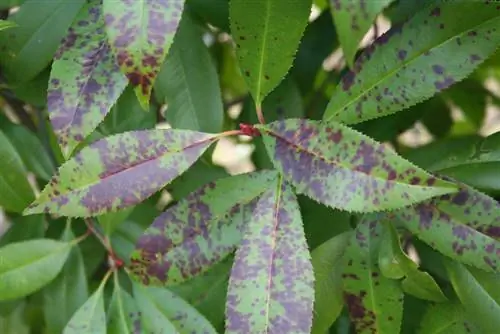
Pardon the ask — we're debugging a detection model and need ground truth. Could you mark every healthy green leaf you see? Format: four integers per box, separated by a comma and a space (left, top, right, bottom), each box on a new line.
133, 283, 217, 333
0, 239, 71, 301
48, 0, 128, 158
418, 301, 479, 334
342, 215, 403, 334
342, 215, 403, 333
0, 0, 85, 82
311, 231, 351, 334
44, 223, 88, 334
155, 12, 223, 133
324, 2, 500, 124
0, 215, 44, 247
0, 19, 16, 31
98, 207, 134, 236
24, 129, 216, 217
330, 0, 394, 67
401, 271, 447, 303
0, 129, 34, 213
129, 170, 278, 286
63, 274, 108, 334
257, 118, 457, 212
107, 274, 141, 334
0, 301, 30, 334
103, 0, 185, 108
229, 0, 312, 105
188, 0, 229, 32
225, 176, 314, 334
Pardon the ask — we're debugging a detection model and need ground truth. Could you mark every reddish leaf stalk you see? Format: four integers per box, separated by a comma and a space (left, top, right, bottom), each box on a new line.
84, 218, 124, 270
256, 104, 266, 124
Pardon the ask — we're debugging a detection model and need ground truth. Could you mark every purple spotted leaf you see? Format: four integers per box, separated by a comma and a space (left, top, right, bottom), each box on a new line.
393, 180, 500, 273
256, 118, 457, 213
330, 0, 394, 67
225, 176, 314, 334
48, 0, 128, 158
103, 0, 185, 109
324, 2, 500, 124
342, 215, 403, 333
23, 129, 215, 217
129, 170, 278, 286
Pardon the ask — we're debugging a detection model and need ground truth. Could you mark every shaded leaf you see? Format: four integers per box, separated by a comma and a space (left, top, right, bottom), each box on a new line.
311, 231, 351, 334
48, 0, 128, 157
98, 207, 134, 236
402, 271, 447, 303
0, 215, 44, 248
107, 275, 141, 334
418, 301, 479, 334
420, 97, 453, 138
330, 0, 394, 67
226, 177, 314, 334
133, 283, 217, 333
103, 0, 185, 108
0, 301, 29, 334
0, 19, 16, 31
341, 215, 403, 333
155, 12, 223, 133
229, 0, 312, 104
0, 239, 71, 301
324, 2, 500, 124
188, 0, 229, 32
24, 129, 216, 217
258, 118, 457, 212
129, 170, 278, 286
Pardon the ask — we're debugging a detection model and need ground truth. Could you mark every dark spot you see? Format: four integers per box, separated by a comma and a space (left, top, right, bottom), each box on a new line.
432, 64, 445, 75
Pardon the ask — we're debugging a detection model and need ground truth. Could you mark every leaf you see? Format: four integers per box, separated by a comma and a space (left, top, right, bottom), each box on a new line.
330, 0, 394, 67
257, 118, 457, 212
418, 301, 479, 334
44, 223, 89, 334
154, 12, 223, 133
394, 181, 500, 272
24, 129, 216, 217
129, 170, 278, 286
225, 176, 314, 334
0, 301, 30, 334
323, 2, 500, 124
188, 0, 229, 32
341, 215, 403, 334
0, 19, 16, 31
402, 271, 447, 303
107, 275, 141, 334
420, 97, 453, 138
229, 0, 312, 105
98, 207, 134, 236
445, 260, 500, 333
0, 129, 35, 212
133, 283, 217, 333
103, 0, 185, 108
311, 231, 351, 334
0, 239, 71, 301
0, 215, 44, 247
48, 0, 128, 158
0, 0, 85, 83
63, 274, 108, 334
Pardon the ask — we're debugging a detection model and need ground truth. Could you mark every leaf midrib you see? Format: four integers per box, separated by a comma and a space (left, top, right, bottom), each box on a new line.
254, 0, 272, 103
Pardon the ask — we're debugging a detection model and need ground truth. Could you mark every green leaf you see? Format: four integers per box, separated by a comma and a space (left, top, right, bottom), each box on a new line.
445, 260, 500, 333
401, 271, 447, 303
133, 283, 217, 333
225, 176, 314, 334
229, 0, 312, 105
63, 273, 108, 334
0, 19, 16, 31
98, 208, 134, 236
188, 0, 229, 32
342, 215, 403, 333
420, 97, 453, 138
257, 118, 457, 212
48, 0, 128, 158
0, 0, 85, 82
0, 239, 71, 301
43, 223, 89, 334
311, 231, 351, 334
129, 170, 278, 286
0, 215, 44, 247
418, 301, 479, 334
103, 0, 185, 108
154, 12, 223, 133
0, 129, 35, 213
107, 274, 141, 334
24, 129, 216, 217
324, 2, 500, 124
394, 181, 500, 272
0, 301, 29, 334
331, 0, 394, 67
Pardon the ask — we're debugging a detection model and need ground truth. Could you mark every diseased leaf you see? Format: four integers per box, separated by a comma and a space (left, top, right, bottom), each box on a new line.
0, 239, 71, 301
330, 0, 394, 67
107, 274, 141, 334
229, 0, 312, 104
324, 2, 500, 124
311, 231, 351, 334
103, 0, 185, 108
133, 283, 217, 333
24, 129, 216, 217
155, 12, 223, 133
48, 0, 128, 158
394, 181, 500, 272
257, 118, 457, 212
341, 215, 403, 334
225, 177, 314, 334
63, 275, 108, 334
129, 170, 278, 286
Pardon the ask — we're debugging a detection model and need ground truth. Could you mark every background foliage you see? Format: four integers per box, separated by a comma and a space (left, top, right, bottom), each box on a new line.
0, 0, 500, 333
